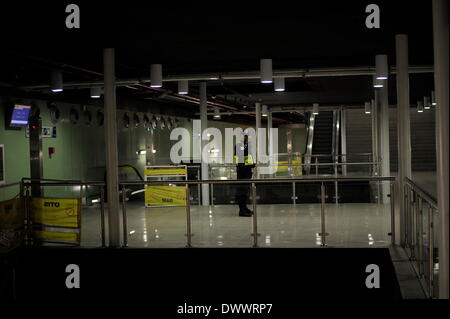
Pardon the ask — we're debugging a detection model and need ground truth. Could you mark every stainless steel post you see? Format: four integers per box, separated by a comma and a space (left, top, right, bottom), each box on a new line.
433, 0, 449, 299
320, 183, 327, 246
334, 156, 338, 204
315, 157, 318, 175
418, 196, 424, 277
100, 187, 106, 248
104, 48, 121, 247
396, 34, 413, 248
197, 167, 201, 205
121, 185, 128, 247
390, 181, 396, 245
292, 182, 296, 205
251, 183, 258, 247
185, 185, 192, 248
428, 205, 435, 298
410, 192, 416, 260
25, 186, 31, 246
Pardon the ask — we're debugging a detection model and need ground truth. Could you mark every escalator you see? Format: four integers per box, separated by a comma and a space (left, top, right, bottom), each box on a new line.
311, 111, 334, 174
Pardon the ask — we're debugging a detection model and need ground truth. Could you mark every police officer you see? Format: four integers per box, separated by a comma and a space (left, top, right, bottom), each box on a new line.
234, 132, 255, 217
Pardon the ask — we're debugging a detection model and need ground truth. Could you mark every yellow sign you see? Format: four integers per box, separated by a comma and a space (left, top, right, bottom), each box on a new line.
33, 230, 79, 243
30, 197, 81, 228
145, 185, 186, 207
0, 197, 25, 251
276, 158, 303, 175
144, 168, 187, 176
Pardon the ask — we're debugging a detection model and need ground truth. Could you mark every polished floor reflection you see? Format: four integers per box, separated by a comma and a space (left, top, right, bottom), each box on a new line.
81, 202, 392, 248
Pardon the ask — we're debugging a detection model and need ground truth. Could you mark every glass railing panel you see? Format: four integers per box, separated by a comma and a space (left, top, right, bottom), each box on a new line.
258, 182, 322, 247
325, 181, 391, 247
191, 182, 253, 247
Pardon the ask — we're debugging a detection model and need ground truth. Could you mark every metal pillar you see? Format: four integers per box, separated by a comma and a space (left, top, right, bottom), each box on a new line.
255, 103, 261, 178
103, 48, 121, 247
340, 107, 347, 176
199, 81, 210, 206
29, 114, 43, 197
433, 0, 449, 299
379, 77, 391, 204
396, 34, 412, 247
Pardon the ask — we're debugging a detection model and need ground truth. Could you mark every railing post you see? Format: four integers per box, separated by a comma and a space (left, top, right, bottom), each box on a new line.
100, 186, 106, 248
320, 183, 327, 246
410, 191, 417, 261
428, 205, 435, 298
251, 183, 258, 247
121, 185, 128, 248
315, 157, 318, 175
25, 185, 31, 246
185, 185, 192, 248
292, 182, 297, 205
418, 196, 424, 278
390, 181, 396, 245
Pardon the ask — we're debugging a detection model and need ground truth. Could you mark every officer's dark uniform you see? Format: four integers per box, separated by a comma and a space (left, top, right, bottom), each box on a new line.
234, 138, 255, 216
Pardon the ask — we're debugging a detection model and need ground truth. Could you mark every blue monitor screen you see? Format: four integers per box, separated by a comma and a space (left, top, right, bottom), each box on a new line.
10, 104, 31, 126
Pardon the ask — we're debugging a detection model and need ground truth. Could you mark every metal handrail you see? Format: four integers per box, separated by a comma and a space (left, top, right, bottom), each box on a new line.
404, 177, 437, 209
0, 182, 20, 190
21, 176, 397, 252
403, 177, 438, 299
22, 176, 395, 187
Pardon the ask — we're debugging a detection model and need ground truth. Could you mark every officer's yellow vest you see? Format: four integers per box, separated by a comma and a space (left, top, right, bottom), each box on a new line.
233, 154, 254, 165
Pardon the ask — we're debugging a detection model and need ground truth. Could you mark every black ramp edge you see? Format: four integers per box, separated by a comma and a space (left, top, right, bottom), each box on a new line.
7, 247, 402, 302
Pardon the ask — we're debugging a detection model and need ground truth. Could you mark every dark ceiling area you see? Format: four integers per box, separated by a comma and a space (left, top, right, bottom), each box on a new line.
0, 1, 436, 125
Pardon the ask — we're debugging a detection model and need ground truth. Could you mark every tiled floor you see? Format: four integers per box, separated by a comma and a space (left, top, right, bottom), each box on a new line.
81, 202, 392, 248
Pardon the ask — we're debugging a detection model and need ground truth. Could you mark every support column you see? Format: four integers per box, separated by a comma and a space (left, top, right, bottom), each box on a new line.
371, 97, 379, 176
199, 81, 210, 206
29, 113, 43, 197
255, 103, 261, 178
379, 78, 391, 203
433, 0, 449, 299
340, 107, 347, 176
395, 35, 412, 247
103, 48, 121, 247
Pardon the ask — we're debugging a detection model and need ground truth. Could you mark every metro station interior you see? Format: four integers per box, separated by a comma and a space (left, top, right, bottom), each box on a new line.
0, 1, 448, 302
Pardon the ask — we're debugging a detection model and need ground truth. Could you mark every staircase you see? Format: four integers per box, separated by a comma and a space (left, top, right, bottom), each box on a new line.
312, 111, 334, 174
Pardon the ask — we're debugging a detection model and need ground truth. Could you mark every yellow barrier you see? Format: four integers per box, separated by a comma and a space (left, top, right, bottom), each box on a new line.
276, 158, 303, 176
30, 197, 81, 228
33, 230, 79, 244
0, 197, 25, 251
144, 168, 187, 176
145, 185, 186, 207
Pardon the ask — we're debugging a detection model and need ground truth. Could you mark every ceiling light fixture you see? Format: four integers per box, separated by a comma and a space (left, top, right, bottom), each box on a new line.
260, 59, 273, 84
178, 80, 188, 95
51, 70, 63, 92
90, 87, 102, 98
274, 77, 285, 91
431, 91, 437, 106
373, 75, 384, 88
213, 107, 221, 119
150, 64, 163, 88
417, 101, 424, 113
312, 103, 319, 115
375, 54, 388, 80
365, 102, 371, 114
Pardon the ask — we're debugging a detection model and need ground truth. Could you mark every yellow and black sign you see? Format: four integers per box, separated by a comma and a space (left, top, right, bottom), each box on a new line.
30, 197, 81, 228
144, 168, 187, 176
145, 185, 186, 207
0, 197, 25, 251
33, 229, 79, 244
